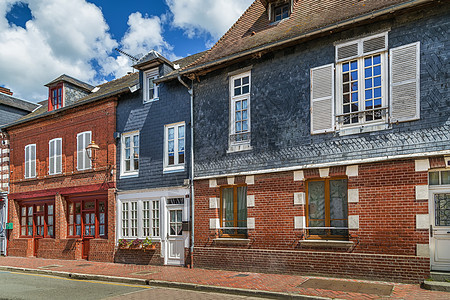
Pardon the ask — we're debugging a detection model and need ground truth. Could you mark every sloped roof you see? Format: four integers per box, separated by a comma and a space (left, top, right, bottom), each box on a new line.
132, 50, 173, 69
45, 74, 94, 92
180, 0, 431, 74
0, 92, 38, 112
163, 50, 210, 78
3, 72, 138, 129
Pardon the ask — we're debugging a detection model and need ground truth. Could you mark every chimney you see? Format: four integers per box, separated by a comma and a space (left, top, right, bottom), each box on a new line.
0, 87, 13, 96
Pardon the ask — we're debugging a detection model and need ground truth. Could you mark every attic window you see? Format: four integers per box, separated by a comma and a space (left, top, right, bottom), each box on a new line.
274, 4, 289, 22
267, 0, 291, 23
49, 85, 63, 111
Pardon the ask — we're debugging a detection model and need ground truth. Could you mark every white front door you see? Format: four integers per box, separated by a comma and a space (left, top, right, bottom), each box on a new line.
164, 207, 184, 265
430, 191, 450, 271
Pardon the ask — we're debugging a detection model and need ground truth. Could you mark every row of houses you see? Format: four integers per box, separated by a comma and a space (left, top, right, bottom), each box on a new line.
0, 0, 449, 283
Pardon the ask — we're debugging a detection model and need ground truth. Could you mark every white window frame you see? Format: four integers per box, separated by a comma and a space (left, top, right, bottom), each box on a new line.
164, 122, 185, 173
49, 138, 62, 175
119, 199, 161, 240
120, 131, 139, 177
335, 32, 389, 131
229, 71, 251, 152
76, 131, 92, 171
24, 144, 36, 179
143, 68, 159, 103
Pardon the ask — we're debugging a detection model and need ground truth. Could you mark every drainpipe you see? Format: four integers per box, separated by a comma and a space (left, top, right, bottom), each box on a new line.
177, 75, 195, 268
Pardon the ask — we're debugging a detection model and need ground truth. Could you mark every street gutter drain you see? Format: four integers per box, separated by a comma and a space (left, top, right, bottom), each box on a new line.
132, 271, 158, 275
76, 264, 93, 267
38, 265, 63, 269
231, 274, 250, 278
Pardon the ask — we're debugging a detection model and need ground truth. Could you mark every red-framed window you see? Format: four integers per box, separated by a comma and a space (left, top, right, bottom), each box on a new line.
20, 202, 55, 238
67, 198, 107, 238
49, 85, 63, 111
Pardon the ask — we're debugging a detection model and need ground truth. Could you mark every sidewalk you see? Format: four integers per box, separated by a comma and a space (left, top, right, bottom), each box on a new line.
0, 256, 448, 300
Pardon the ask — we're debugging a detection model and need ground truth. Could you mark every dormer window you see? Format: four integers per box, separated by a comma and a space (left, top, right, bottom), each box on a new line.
143, 68, 159, 103
266, 0, 292, 23
49, 85, 63, 111
274, 3, 289, 21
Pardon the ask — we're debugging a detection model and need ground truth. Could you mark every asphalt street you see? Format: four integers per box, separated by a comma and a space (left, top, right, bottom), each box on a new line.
0, 271, 267, 300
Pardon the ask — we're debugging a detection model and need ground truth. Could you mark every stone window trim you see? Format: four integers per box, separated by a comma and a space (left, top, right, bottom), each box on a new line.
228, 71, 251, 153
163, 122, 185, 173
143, 68, 159, 103
118, 198, 160, 241
120, 131, 139, 178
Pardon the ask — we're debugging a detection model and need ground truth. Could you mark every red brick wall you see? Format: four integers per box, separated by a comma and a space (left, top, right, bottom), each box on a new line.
194, 158, 432, 281
114, 243, 164, 265
6, 98, 117, 262
193, 247, 429, 283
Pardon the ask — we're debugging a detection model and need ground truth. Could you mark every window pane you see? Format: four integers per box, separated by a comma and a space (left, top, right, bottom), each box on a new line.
242, 85, 249, 94
242, 76, 249, 85
234, 78, 241, 87
222, 188, 234, 229
178, 125, 184, 138
442, 171, 450, 185
329, 179, 348, 221
308, 181, 325, 220
237, 186, 247, 233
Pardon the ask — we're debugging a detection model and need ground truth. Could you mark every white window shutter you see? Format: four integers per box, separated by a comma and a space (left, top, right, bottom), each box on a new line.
30, 145, 36, 178
77, 134, 84, 170
49, 140, 55, 175
390, 42, 420, 123
310, 64, 335, 134
56, 139, 62, 174
85, 132, 92, 169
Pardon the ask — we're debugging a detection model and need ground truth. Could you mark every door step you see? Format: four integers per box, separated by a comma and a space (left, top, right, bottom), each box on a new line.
422, 272, 450, 292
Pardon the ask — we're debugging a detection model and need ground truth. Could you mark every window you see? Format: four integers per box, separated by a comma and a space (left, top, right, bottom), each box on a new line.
77, 131, 92, 171
49, 138, 62, 175
121, 132, 139, 176
24, 144, 36, 178
310, 33, 420, 135
306, 178, 348, 239
429, 171, 450, 185
67, 199, 106, 238
220, 185, 247, 237
143, 68, 159, 103
273, 3, 290, 22
49, 86, 63, 111
120, 199, 160, 239
164, 123, 185, 172
20, 202, 54, 238
336, 34, 388, 127
229, 71, 251, 150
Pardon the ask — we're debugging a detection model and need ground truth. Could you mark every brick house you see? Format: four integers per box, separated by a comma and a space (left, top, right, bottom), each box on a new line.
0, 87, 38, 255
114, 51, 204, 266
2, 74, 137, 261
160, 0, 450, 282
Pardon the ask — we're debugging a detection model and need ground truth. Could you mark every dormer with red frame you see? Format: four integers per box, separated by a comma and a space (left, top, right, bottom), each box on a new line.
45, 74, 94, 112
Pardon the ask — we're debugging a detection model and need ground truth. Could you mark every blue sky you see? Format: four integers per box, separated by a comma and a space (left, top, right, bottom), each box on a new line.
0, 0, 253, 102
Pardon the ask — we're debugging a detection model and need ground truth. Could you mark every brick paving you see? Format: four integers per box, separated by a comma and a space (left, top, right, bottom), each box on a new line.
0, 256, 448, 300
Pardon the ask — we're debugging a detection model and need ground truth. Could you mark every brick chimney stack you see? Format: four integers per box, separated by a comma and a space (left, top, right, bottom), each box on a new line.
0, 87, 13, 96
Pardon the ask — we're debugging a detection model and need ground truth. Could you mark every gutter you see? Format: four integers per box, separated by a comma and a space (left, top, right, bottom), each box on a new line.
177, 75, 195, 268
157, 0, 432, 83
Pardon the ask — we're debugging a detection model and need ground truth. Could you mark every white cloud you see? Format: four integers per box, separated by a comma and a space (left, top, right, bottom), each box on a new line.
166, 0, 253, 40
0, 0, 175, 102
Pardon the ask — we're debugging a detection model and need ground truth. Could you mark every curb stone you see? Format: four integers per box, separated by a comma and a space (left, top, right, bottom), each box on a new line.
0, 266, 332, 300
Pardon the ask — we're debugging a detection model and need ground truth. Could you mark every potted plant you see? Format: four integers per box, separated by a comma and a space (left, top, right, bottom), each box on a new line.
118, 239, 131, 249
130, 238, 143, 249
142, 237, 155, 251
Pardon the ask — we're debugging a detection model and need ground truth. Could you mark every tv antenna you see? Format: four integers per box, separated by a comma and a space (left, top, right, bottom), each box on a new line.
115, 48, 139, 62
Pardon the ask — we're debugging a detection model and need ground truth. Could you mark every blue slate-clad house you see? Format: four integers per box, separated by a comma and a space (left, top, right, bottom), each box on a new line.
158, 0, 450, 282
115, 51, 204, 266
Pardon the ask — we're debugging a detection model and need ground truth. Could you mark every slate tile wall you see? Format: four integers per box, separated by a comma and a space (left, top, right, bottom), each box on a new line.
193, 4, 450, 178
116, 68, 191, 191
